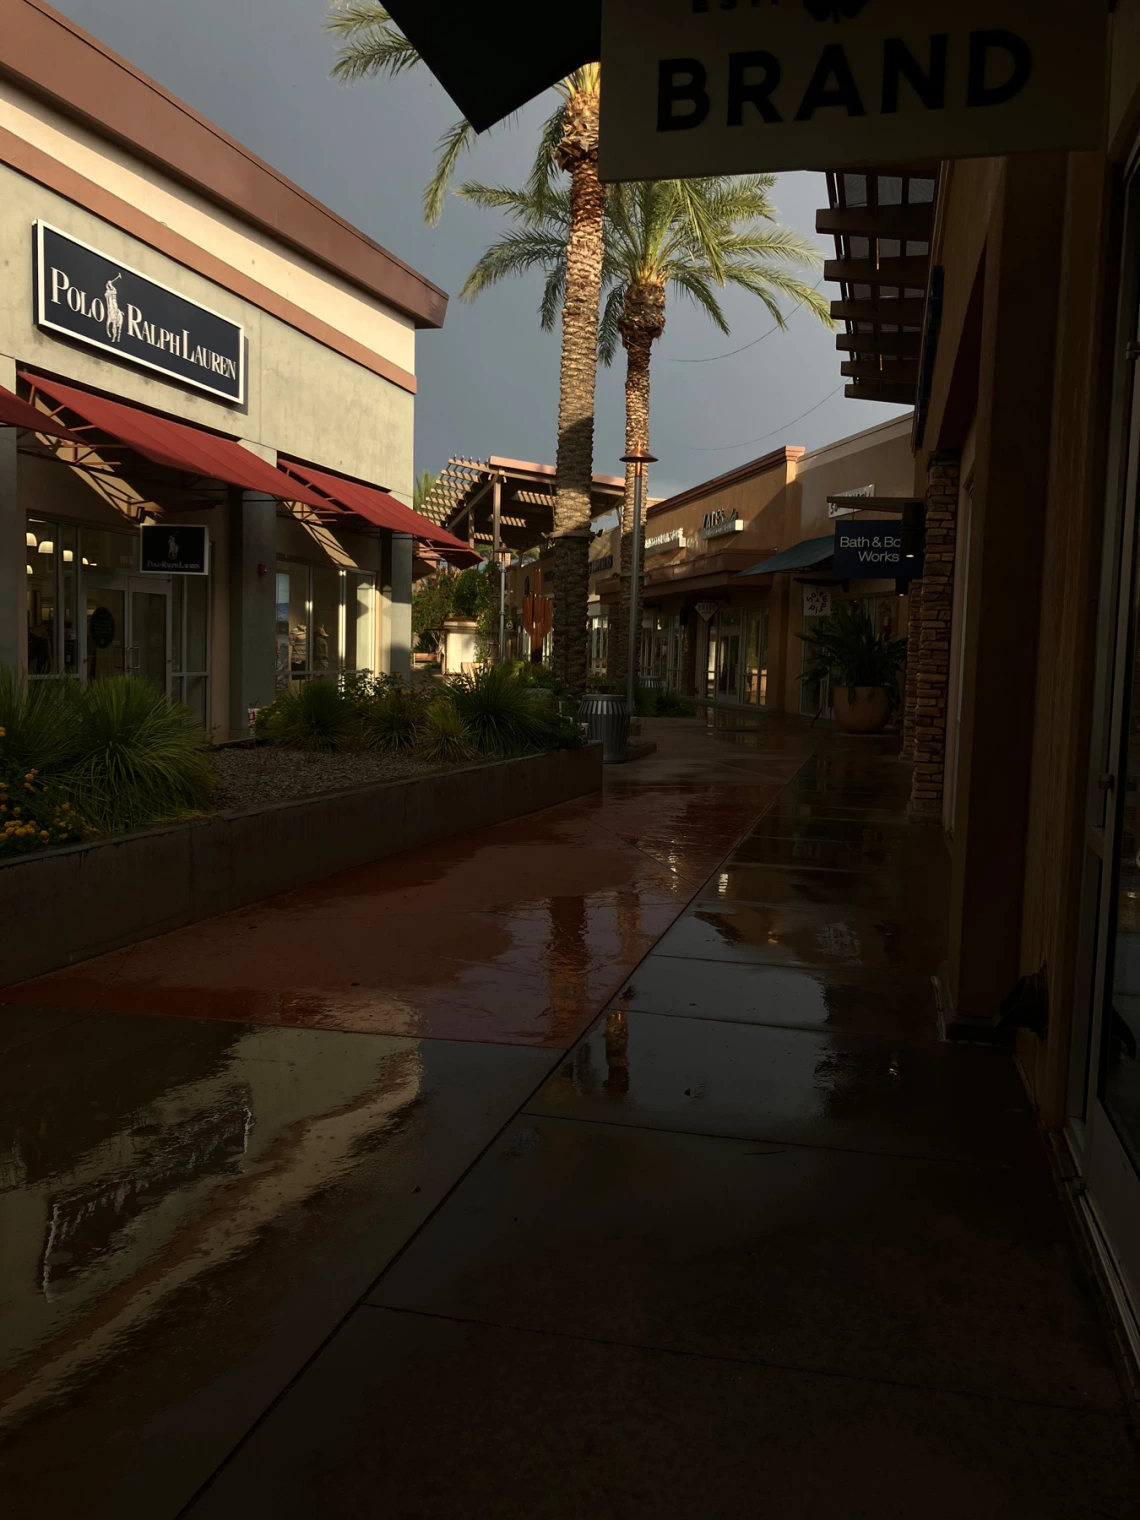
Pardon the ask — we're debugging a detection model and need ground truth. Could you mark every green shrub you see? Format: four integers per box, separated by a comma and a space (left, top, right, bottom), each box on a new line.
449, 664, 564, 758
0, 668, 81, 772
799, 605, 907, 706
414, 699, 477, 765
635, 685, 695, 718
360, 685, 430, 752
261, 680, 357, 752
64, 678, 214, 833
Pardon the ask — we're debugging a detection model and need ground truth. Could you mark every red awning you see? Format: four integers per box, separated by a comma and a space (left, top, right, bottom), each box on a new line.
279, 458, 482, 566
19, 371, 336, 514
0, 383, 82, 441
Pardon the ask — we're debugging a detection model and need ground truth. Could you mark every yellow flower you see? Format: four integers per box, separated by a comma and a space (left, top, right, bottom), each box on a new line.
39, 831, 48, 841
24, 771, 35, 781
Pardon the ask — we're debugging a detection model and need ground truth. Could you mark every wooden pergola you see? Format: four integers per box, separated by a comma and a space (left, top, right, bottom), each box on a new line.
818, 166, 939, 409
418, 455, 626, 562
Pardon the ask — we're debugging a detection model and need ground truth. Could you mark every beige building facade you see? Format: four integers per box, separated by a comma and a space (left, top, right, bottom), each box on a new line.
1, 0, 469, 741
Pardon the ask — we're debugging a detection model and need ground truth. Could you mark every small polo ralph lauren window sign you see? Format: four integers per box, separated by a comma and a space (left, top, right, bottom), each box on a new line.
139, 524, 209, 575
34, 224, 245, 404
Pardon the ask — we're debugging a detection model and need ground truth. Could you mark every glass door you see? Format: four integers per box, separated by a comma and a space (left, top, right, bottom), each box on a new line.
129, 579, 171, 694
1080, 172, 1140, 1344
716, 611, 742, 702
85, 582, 127, 682
84, 572, 170, 695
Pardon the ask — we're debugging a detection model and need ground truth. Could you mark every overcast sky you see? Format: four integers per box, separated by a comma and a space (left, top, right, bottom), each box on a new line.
53, 0, 909, 501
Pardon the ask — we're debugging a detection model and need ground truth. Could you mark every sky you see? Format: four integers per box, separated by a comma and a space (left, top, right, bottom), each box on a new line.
52, 0, 909, 502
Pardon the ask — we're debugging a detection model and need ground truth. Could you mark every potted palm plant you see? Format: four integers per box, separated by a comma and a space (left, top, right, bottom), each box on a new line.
798, 606, 907, 734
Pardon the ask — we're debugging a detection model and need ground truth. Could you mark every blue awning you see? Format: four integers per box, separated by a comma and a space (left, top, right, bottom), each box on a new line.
736, 535, 834, 578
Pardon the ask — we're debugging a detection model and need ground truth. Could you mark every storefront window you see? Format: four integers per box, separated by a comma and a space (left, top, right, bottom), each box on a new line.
172, 572, 210, 726
311, 566, 341, 675
744, 607, 769, 706
26, 519, 57, 674
276, 561, 375, 690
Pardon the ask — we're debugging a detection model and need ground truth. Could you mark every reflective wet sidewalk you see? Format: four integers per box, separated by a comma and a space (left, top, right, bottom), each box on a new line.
3, 718, 1138, 1517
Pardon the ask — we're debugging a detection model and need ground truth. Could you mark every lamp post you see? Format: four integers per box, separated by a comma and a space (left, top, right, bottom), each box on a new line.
498, 549, 508, 663
620, 451, 657, 718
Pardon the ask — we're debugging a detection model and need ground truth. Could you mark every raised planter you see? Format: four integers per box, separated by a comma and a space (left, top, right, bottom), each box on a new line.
0, 743, 602, 988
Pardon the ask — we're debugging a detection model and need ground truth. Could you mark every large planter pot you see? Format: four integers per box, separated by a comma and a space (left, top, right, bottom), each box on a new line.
833, 685, 890, 734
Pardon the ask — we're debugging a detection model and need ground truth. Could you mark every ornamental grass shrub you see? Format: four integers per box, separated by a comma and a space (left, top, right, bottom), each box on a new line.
360, 684, 431, 753
64, 677, 215, 833
413, 699, 477, 765
260, 679, 357, 752
0, 669, 213, 852
447, 663, 567, 758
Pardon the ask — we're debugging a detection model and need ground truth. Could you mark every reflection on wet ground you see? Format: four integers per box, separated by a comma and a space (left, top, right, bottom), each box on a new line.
3, 716, 1138, 1517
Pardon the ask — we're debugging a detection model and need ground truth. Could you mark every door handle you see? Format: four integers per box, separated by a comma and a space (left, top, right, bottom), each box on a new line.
127, 646, 141, 670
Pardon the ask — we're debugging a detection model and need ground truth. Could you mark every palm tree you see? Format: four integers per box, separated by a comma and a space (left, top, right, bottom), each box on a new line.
327, 6, 604, 694
412, 469, 438, 512
458, 174, 832, 686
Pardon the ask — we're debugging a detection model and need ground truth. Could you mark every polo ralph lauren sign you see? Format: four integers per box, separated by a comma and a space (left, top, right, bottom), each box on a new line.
34, 224, 245, 404
599, 0, 1105, 181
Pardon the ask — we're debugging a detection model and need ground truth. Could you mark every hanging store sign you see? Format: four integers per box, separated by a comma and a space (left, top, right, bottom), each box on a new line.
803, 586, 832, 618
696, 601, 719, 621
701, 508, 743, 540
833, 519, 921, 580
139, 524, 209, 575
34, 223, 245, 404
599, 0, 1106, 181
828, 485, 875, 520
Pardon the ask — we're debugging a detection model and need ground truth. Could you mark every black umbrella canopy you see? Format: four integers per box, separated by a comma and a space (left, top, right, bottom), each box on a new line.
384, 0, 601, 130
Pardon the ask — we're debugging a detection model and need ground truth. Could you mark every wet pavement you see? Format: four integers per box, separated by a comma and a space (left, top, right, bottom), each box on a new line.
2, 715, 1138, 1517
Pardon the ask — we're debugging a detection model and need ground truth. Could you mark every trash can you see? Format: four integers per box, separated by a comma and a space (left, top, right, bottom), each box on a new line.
578, 692, 630, 763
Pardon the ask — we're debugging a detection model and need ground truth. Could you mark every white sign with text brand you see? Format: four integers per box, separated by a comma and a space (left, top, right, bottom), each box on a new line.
599, 0, 1105, 182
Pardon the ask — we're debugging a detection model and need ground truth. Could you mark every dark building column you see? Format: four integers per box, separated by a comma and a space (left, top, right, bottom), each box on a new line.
0, 424, 20, 673
228, 488, 276, 735
909, 452, 959, 816
946, 154, 1067, 1027
386, 532, 413, 680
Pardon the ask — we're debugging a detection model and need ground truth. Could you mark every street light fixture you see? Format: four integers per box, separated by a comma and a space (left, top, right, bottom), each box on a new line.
620, 451, 658, 718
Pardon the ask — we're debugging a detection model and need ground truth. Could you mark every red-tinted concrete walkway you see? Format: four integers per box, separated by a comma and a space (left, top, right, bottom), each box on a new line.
5, 718, 816, 1047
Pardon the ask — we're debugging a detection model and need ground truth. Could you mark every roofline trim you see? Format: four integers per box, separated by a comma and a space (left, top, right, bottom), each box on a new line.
0, 125, 417, 395
0, 0, 448, 329
647, 445, 805, 518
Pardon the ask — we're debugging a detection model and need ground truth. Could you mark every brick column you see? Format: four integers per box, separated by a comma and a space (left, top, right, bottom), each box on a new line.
909, 452, 959, 818
901, 577, 924, 758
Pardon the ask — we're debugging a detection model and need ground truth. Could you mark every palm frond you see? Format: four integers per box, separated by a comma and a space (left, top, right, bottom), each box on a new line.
598, 285, 625, 366
459, 229, 569, 301
424, 117, 479, 225
527, 101, 568, 206
540, 264, 567, 331
327, 4, 421, 81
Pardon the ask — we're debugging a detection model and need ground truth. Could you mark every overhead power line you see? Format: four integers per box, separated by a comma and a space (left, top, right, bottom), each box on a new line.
673, 385, 846, 453
665, 276, 827, 364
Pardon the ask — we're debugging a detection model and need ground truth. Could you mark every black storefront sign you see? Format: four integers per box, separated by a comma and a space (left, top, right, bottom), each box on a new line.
139, 524, 209, 575
34, 223, 245, 404
833, 519, 922, 581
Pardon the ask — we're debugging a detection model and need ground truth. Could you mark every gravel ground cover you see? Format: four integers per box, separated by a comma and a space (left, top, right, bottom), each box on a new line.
210, 746, 448, 812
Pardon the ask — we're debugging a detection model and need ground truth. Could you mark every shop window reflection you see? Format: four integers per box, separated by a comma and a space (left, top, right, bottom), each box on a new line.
276, 560, 376, 691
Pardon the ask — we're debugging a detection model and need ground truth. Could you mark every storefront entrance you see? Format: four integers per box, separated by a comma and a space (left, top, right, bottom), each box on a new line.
84, 570, 171, 694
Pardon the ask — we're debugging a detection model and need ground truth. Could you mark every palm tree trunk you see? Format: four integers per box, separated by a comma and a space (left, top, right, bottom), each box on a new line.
611, 330, 652, 692
551, 87, 605, 698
